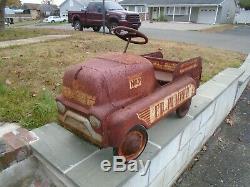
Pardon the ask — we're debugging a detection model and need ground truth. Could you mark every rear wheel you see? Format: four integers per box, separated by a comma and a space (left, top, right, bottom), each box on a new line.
92, 26, 101, 32
108, 22, 118, 34
51, 20, 55, 23
74, 20, 83, 31
176, 99, 191, 118
113, 125, 148, 161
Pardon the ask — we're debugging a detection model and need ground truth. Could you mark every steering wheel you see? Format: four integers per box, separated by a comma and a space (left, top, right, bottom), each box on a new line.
113, 26, 148, 45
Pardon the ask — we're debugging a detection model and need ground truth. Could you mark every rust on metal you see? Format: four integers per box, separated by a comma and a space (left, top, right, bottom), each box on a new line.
56, 26, 202, 161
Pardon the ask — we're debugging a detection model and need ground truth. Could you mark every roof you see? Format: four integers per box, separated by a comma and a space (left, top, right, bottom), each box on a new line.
40, 4, 59, 12
59, 0, 86, 7
22, 3, 41, 10
5, 7, 15, 14
120, 0, 225, 6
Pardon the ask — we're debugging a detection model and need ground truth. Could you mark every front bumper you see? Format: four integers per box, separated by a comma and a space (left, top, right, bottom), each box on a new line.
119, 21, 141, 29
58, 110, 102, 146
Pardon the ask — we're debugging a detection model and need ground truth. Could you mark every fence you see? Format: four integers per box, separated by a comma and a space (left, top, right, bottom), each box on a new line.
234, 9, 250, 24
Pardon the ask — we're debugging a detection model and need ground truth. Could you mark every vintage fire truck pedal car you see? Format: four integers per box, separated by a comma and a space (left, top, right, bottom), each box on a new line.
56, 26, 202, 161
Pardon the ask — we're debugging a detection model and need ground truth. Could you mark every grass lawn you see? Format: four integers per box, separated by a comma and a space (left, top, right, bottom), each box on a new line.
0, 28, 246, 129
0, 28, 72, 42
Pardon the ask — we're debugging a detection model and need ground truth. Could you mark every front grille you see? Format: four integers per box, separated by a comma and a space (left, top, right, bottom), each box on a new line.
127, 14, 140, 23
65, 116, 91, 137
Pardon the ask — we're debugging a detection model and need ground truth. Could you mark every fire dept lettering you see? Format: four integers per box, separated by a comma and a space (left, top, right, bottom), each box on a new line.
137, 84, 195, 124
62, 87, 96, 106
129, 73, 142, 89
151, 60, 177, 72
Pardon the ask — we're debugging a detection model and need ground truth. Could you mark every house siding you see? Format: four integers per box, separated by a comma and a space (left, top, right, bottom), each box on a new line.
60, 0, 87, 17
217, 0, 236, 23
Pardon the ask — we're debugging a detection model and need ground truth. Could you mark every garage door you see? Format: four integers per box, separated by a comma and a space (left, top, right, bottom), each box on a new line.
197, 7, 216, 24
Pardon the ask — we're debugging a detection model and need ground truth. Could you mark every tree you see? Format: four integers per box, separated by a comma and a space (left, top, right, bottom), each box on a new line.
0, 0, 21, 31
239, 0, 250, 10
41, 0, 54, 4
0, 0, 7, 31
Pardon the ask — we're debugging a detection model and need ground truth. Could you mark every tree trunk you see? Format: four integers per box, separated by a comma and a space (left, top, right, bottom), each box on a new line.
0, 0, 7, 31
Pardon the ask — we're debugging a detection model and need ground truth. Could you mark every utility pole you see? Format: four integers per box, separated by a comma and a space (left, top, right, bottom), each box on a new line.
102, 0, 105, 34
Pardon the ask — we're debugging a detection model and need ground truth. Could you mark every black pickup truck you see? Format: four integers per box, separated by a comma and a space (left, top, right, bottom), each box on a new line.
68, 1, 141, 32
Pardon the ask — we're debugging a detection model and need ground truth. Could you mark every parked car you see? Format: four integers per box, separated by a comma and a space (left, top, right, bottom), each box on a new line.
68, 1, 141, 32
56, 27, 202, 161
43, 16, 66, 23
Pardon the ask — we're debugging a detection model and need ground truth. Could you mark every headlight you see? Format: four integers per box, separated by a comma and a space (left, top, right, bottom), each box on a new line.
121, 14, 126, 20
89, 115, 101, 128
57, 101, 66, 114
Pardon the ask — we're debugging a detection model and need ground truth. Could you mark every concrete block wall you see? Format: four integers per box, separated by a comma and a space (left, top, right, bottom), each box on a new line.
29, 55, 250, 187
147, 56, 250, 187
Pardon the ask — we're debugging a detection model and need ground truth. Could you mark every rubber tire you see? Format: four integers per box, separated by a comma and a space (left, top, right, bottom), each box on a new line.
113, 125, 148, 161
74, 20, 83, 31
93, 26, 101, 32
51, 20, 55, 23
176, 99, 192, 118
108, 22, 119, 34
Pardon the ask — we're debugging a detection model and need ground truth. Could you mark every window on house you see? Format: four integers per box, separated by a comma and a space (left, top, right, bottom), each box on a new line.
166, 7, 189, 15
135, 6, 145, 13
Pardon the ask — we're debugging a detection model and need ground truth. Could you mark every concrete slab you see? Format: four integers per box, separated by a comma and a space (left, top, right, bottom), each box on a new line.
31, 124, 99, 173
147, 114, 192, 148
66, 143, 159, 187
141, 21, 215, 31
188, 95, 213, 119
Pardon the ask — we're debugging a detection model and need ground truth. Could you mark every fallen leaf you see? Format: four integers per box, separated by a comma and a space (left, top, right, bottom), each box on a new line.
5, 79, 11, 85
202, 145, 207, 151
225, 118, 233, 126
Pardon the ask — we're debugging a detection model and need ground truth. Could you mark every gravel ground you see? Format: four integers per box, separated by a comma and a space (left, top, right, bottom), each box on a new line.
175, 83, 250, 187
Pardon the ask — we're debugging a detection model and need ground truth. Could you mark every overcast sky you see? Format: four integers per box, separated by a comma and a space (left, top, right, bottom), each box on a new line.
21, 0, 64, 6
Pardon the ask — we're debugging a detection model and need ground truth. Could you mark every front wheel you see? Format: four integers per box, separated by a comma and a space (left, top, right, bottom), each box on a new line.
176, 99, 191, 118
113, 125, 148, 161
92, 26, 101, 32
108, 22, 118, 34
74, 20, 83, 31
51, 20, 55, 23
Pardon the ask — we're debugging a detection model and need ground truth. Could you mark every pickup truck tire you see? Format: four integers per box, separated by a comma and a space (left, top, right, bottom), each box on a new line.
108, 22, 119, 34
113, 125, 148, 161
92, 26, 101, 32
74, 20, 83, 31
176, 99, 191, 118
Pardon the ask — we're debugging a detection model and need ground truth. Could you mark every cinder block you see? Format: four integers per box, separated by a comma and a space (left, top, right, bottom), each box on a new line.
163, 141, 190, 186
148, 168, 165, 187
179, 116, 201, 150
200, 102, 216, 128
188, 129, 206, 158
148, 134, 181, 183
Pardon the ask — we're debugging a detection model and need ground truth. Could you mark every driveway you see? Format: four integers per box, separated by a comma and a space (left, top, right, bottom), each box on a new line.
141, 21, 216, 31
140, 25, 250, 54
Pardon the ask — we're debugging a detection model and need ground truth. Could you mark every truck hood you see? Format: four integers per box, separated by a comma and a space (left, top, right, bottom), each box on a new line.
109, 10, 139, 15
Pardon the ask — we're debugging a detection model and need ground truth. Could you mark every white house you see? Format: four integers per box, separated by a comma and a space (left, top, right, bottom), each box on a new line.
59, 0, 122, 17
59, 0, 87, 17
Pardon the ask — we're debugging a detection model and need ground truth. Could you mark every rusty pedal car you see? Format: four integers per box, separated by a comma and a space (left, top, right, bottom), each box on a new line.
56, 26, 202, 161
